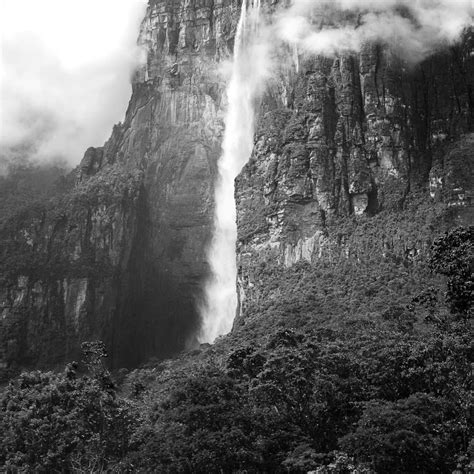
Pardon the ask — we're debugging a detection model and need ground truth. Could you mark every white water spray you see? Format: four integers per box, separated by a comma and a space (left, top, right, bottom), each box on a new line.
199, 0, 266, 343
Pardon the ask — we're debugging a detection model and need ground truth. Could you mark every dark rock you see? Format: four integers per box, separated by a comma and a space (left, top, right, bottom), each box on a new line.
0, 0, 240, 375
235, 30, 474, 323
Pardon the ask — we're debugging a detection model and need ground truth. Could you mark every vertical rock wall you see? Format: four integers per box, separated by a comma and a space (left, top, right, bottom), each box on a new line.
235, 31, 474, 322
0, 0, 244, 374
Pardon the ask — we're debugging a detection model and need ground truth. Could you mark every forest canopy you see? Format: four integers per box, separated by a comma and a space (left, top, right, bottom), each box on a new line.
1, 226, 472, 473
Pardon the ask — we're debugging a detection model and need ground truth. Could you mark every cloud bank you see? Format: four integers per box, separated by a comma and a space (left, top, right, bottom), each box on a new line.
0, 0, 146, 167
275, 0, 473, 62
1, 0, 470, 171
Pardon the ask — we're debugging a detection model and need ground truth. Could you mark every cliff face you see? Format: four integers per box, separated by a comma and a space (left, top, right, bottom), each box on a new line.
236, 29, 474, 324
0, 0, 241, 374
0, 0, 473, 375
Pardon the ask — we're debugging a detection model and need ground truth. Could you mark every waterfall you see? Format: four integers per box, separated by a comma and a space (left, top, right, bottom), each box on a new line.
199, 0, 264, 343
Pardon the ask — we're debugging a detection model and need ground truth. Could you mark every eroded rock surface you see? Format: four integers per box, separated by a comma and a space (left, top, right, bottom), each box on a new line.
0, 0, 241, 374
236, 30, 474, 323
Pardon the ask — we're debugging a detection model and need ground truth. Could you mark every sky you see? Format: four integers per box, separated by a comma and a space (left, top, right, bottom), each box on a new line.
0, 0, 147, 167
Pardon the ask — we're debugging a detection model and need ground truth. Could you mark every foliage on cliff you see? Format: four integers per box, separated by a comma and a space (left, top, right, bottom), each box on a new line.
0, 162, 143, 281
0, 162, 70, 226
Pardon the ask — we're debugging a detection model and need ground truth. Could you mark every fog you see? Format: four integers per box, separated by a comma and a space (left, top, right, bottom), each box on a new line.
275, 0, 473, 62
0, 0, 147, 168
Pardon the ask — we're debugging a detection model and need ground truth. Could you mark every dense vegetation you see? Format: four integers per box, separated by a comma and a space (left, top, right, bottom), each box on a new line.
0, 161, 70, 225
1, 226, 472, 473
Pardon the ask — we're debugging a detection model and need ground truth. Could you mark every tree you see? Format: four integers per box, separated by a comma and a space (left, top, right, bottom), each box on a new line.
0, 342, 136, 472
127, 366, 266, 473
339, 393, 465, 473
429, 226, 473, 319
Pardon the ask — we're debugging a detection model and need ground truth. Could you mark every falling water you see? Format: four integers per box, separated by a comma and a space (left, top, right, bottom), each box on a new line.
199, 0, 264, 343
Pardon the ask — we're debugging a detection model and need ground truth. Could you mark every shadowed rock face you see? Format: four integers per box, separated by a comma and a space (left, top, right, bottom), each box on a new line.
0, 0, 472, 375
0, 0, 241, 373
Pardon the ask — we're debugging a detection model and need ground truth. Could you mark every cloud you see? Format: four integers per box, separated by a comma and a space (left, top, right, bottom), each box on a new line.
1, 0, 471, 170
273, 0, 473, 62
0, 0, 147, 167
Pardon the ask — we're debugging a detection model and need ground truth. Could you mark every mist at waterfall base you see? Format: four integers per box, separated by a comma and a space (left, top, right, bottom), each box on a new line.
198, 0, 472, 344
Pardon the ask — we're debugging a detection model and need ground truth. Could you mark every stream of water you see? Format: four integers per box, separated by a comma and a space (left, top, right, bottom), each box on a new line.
199, 0, 264, 343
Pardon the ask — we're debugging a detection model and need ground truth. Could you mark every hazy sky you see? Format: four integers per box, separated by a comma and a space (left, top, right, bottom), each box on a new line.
0, 0, 147, 166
